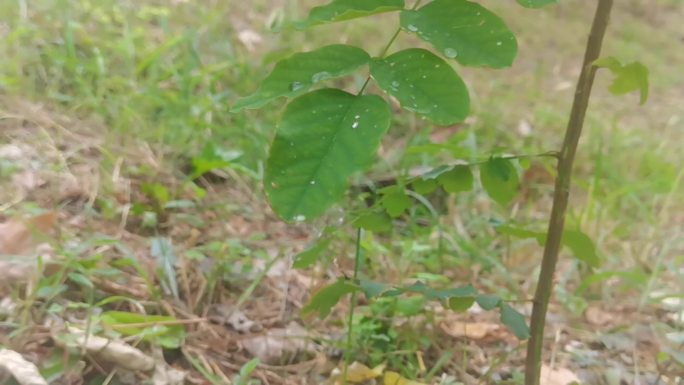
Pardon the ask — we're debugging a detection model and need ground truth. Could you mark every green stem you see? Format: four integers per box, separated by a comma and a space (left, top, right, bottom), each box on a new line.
357, 0, 424, 95
524, 1, 614, 385
342, 227, 364, 384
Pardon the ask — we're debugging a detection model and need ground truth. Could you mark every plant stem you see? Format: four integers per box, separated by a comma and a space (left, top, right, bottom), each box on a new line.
524, 1, 614, 385
357, 0, 424, 95
342, 227, 364, 385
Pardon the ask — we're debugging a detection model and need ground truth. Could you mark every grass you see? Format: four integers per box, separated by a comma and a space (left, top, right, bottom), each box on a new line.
0, 0, 682, 384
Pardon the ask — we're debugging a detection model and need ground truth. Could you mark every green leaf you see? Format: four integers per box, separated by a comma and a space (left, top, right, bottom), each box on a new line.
381, 186, 412, 217
562, 229, 600, 268
496, 224, 600, 267
480, 158, 519, 205
476, 294, 501, 310
370, 48, 469, 125
421, 165, 451, 180
400, 0, 518, 68
359, 278, 388, 299
496, 224, 545, 242
396, 296, 427, 316
353, 211, 393, 232
301, 279, 359, 318
448, 296, 476, 312
265, 89, 391, 221
594, 56, 649, 105
437, 165, 474, 193
516, 0, 558, 8
68, 272, 93, 288
411, 178, 439, 194
231, 45, 370, 111
100, 311, 185, 348
294, 0, 404, 29
405, 282, 477, 300
499, 303, 530, 340
293, 239, 330, 269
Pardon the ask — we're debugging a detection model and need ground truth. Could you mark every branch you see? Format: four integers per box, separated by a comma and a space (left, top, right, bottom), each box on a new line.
524, 1, 614, 384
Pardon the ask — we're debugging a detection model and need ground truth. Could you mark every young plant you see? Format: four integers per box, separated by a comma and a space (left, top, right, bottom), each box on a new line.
232, 0, 648, 384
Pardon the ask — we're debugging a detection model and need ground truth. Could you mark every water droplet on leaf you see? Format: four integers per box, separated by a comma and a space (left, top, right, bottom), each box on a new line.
289, 82, 304, 91
311, 71, 331, 83
444, 48, 458, 58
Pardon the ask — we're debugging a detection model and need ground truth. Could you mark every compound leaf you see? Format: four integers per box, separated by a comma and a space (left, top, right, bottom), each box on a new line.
370, 48, 469, 125
294, 0, 404, 29
400, 0, 517, 68
232, 45, 370, 111
265, 89, 391, 221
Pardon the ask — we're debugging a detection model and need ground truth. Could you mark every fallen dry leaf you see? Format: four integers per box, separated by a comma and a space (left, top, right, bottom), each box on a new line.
208, 304, 260, 332
237, 29, 263, 52
540, 365, 580, 385
584, 304, 613, 327
12, 169, 46, 193
241, 321, 312, 364
150, 347, 187, 385
328, 362, 385, 384
0, 211, 57, 255
384, 371, 428, 385
439, 319, 500, 340
0, 348, 48, 385
54, 327, 155, 372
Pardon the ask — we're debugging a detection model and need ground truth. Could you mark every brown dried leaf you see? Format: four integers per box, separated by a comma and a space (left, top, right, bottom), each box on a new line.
328, 362, 385, 384
54, 328, 155, 372
0, 348, 48, 385
241, 321, 313, 364
540, 365, 580, 385
439, 320, 500, 340
584, 304, 613, 327
0, 211, 57, 255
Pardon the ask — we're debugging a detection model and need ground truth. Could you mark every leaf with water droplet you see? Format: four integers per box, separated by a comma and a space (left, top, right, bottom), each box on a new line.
265, 89, 391, 221
370, 48, 469, 125
293, 0, 405, 29
400, 0, 517, 68
516, 0, 558, 8
232, 45, 370, 111
444, 48, 458, 58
